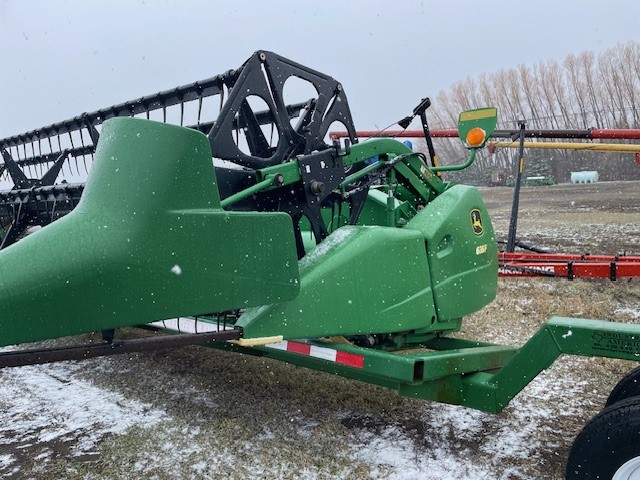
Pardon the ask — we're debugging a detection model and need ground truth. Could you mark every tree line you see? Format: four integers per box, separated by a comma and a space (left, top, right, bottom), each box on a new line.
421, 42, 640, 184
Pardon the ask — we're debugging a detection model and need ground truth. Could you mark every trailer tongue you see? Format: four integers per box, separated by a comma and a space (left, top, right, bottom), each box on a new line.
1, 51, 639, 479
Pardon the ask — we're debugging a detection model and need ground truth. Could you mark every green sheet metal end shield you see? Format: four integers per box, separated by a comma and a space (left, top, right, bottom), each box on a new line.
0, 118, 300, 347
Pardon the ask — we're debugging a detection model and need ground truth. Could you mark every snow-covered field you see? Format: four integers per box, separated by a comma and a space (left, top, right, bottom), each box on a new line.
0, 359, 165, 477
0, 339, 609, 480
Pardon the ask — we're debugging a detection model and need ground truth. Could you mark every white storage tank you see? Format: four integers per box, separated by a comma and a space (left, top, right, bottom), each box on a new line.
570, 171, 599, 184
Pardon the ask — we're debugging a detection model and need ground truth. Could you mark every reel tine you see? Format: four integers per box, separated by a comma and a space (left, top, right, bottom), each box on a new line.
36, 139, 43, 178
34, 140, 42, 179
18, 144, 27, 179
68, 131, 75, 151
62, 152, 70, 178
67, 132, 79, 177
26, 145, 34, 179
80, 128, 89, 176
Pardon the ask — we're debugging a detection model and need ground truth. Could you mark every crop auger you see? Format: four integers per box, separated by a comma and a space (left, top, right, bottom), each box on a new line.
1, 51, 640, 479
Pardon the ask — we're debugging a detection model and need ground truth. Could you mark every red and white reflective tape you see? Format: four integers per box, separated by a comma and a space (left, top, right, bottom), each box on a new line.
266, 340, 365, 368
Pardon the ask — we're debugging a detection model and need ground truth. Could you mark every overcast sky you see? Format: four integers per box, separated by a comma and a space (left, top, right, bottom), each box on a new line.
1, 0, 638, 136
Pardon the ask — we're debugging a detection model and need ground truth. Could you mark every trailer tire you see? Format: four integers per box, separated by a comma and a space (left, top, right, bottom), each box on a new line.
566, 396, 640, 479
606, 366, 640, 407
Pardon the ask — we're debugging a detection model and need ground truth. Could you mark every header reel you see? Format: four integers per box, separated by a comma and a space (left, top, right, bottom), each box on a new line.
0, 51, 358, 251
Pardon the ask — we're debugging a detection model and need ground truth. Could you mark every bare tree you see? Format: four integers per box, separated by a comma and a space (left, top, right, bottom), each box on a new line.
617, 42, 640, 127
427, 42, 640, 184
519, 65, 543, 129
564, 53, 589, 127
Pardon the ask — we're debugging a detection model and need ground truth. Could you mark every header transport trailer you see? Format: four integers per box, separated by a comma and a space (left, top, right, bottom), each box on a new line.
1, 51, 640, 479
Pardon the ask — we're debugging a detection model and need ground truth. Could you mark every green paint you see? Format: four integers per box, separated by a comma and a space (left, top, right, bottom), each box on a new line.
0, 118, 299, 348
430, 107, 497, 173
4, 107, 640, 422
236, 225, 438, 340
209, 316, 640, 414
430, 148, 478, 173
457, 107, 498, 149
238, 184, 497, 341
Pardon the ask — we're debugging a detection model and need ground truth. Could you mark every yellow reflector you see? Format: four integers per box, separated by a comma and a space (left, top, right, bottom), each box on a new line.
466, 127, 486, 147
459, 107, 497, 122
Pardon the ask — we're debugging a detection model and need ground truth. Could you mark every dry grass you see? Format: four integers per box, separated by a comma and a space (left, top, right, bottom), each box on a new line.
484, 180, 640, 254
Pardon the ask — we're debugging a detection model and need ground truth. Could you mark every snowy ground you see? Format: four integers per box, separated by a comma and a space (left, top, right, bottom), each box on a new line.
0, 359, 165, 478
2, 278, 638, 480
0, 342, 603, 480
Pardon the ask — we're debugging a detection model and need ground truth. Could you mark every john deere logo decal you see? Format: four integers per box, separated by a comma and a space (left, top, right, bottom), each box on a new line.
470, 209, 483, 235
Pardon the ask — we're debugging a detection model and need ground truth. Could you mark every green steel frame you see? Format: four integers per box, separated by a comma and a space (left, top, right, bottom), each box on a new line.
2, 105, 639, 421
165, 316, 639, 415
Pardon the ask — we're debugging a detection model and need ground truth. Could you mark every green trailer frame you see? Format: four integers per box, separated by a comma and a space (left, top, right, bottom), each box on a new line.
143, 316, 640, 415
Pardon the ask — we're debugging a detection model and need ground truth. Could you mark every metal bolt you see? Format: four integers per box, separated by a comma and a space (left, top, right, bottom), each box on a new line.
310, 180, 325, 195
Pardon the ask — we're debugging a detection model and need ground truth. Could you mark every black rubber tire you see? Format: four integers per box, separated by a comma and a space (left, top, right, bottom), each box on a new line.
566, 396, 640, 479
606, 366, 640, 407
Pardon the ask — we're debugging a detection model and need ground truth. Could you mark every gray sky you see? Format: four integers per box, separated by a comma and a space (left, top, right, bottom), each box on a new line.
1, 0, 638, 136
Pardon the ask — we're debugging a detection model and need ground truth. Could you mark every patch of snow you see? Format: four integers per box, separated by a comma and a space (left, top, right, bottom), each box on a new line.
351, 423, 495, 480
298, 226, 358, 270
341, 362, 589, 479
0, 454, 15, 469
0, 360, 166, 475
616, 306, 640, 320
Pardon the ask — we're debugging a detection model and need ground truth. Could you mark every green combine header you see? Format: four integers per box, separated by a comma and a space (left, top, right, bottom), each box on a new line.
0, 51, 639, 479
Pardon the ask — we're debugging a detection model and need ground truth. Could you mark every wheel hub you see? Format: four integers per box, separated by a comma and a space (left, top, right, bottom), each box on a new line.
614, 456, 640, 480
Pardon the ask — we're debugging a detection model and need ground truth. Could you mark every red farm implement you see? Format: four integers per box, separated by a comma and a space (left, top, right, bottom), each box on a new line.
499, 252, 640, 279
